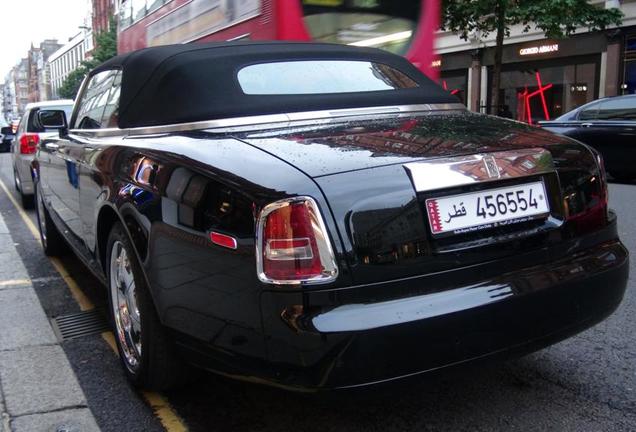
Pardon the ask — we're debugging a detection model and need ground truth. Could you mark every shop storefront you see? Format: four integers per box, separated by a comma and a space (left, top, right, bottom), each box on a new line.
434, 51, 472, 106
622, 31, 636, 94
484, 35, 604, 123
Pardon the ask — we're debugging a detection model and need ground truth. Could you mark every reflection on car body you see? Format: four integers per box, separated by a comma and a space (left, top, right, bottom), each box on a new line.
11, 99, 74, 208
32, 42, 628, 392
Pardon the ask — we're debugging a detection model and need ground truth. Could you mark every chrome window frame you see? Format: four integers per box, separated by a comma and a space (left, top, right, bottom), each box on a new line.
67, 102, 466, 138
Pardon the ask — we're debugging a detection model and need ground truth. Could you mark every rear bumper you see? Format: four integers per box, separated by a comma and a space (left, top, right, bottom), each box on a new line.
177, 229, 628, 391
15, 155, 34, 194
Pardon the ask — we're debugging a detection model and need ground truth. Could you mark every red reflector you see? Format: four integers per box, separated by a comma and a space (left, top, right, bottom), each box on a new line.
209, 231, 237, 250
19, 134, 39, 154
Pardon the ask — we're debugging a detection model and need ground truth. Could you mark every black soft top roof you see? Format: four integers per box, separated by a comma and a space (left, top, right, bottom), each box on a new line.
93, 41, 458, 129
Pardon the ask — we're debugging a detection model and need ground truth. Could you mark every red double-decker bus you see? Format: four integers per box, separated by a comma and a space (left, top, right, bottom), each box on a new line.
117, 0, 439, 79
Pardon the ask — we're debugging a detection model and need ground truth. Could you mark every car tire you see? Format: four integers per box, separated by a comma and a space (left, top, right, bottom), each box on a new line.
35, 182, 68, 256
610, 171, 634, 182
106, 222, 189, 390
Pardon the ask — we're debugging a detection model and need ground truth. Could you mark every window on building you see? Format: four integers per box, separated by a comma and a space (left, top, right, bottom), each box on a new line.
492, 61, 597, 124
622, 35, 636, 95
439, 70, 467, 106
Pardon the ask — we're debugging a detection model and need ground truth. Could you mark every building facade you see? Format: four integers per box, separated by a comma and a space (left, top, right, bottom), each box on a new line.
48, 31, 94, 99
27, 40, 63, 103
13, 59, 29, 117
92, 0, 116, 35
435, 0, 636, 122
2, 72, 16, 122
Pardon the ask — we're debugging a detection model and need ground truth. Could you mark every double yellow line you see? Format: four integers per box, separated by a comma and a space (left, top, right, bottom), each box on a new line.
0, 178, 188, 432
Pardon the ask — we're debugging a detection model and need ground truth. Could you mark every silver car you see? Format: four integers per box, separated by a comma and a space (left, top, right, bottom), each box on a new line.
12, 100, 73, 207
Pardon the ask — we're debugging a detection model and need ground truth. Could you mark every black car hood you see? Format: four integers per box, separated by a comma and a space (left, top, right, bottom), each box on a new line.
231, 111, 575, 178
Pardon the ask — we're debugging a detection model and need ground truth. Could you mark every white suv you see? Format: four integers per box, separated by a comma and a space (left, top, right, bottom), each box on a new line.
12, 100, 73, 207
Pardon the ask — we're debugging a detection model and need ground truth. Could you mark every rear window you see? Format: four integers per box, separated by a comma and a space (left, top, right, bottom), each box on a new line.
28, 105, 74, 133
237, 60, 419, 95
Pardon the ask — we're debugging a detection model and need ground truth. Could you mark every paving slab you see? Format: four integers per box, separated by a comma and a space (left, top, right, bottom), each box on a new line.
0, 232, 29, 286
0, 215, 8, 234
0, 345, 87, 417
0, 287, 56, 350
12, 408, 100, 432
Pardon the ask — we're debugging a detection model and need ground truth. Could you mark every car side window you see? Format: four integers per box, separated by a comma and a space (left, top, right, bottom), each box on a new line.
72, 70, 118, 130
596, 98, 636, 121
101, 71, 122, 128
578, 102, 600, 121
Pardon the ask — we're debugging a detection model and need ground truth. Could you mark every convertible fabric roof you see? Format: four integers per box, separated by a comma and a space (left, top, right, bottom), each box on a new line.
92, 41, 458, 129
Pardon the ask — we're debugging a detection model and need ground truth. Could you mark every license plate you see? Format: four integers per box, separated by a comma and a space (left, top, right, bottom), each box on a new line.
425, 181, 550, 236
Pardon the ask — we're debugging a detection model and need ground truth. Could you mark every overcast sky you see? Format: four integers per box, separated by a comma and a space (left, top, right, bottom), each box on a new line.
0, 0, 90, 79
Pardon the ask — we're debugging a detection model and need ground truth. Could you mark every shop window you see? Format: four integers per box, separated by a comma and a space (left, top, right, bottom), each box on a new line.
494, 62, 597, 124
622, 35, 636, 94
439, 72, 467, 106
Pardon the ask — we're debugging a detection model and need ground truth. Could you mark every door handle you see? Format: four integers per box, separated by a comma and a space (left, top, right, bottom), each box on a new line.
44, 143, 60, 150
581, 123, 594, 128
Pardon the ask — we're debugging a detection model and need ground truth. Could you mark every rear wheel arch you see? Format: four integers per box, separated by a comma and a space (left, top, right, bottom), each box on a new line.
97, 205, 150, 274
96, 205, 121, 275
96, 204, 159, 316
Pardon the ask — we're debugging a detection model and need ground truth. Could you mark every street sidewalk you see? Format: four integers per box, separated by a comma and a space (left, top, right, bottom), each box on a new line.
0, 212, 100, 432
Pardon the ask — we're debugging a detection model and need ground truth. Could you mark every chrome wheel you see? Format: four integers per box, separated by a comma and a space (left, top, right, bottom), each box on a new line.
109, 241, 142, 372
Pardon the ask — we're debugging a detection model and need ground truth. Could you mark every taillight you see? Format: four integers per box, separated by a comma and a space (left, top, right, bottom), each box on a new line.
19, 133, 39, 154
564, 146, 608, 233
256, 197, 338, 285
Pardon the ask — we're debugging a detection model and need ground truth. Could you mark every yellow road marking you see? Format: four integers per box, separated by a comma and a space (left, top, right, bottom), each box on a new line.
0, 177, 40, 239
0, 279, 31, 287
49, 257, 95, 311
142, 392, 189, 432
0, 177, 188, 432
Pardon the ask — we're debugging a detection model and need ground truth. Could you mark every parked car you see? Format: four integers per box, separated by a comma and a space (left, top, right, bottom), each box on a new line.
12, 100, 74, 206
0, 126, 14, 152
34, 42, 628, 391
539, 94, 636, 181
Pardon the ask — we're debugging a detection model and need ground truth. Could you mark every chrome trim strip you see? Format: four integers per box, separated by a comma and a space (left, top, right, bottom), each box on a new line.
255, 196, 338, 286
68, 103, 466, 138
404, 148, 556, 193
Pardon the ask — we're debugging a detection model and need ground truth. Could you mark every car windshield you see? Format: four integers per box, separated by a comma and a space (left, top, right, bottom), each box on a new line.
237, 60, 418, 95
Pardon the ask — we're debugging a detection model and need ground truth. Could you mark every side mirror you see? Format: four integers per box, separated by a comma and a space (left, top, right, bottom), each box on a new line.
37, 110, 68, 138
38, 110, 67, 128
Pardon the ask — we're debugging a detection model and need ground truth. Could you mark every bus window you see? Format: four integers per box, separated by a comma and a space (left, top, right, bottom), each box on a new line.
302, 0, 421, 55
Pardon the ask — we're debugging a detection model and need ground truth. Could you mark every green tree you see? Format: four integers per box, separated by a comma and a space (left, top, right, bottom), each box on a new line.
58, 16, 117, 99
441, 0, 623, 115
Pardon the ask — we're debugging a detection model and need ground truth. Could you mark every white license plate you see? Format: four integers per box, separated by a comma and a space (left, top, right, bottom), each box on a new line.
425, 181, 550, 236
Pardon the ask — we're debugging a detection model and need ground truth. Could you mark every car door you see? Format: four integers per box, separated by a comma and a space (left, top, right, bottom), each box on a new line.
78, 70, 122, 257
47, 70, 118, 251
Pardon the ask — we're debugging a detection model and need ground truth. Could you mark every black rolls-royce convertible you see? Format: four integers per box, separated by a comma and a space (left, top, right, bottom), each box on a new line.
33, 42, 628, 391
